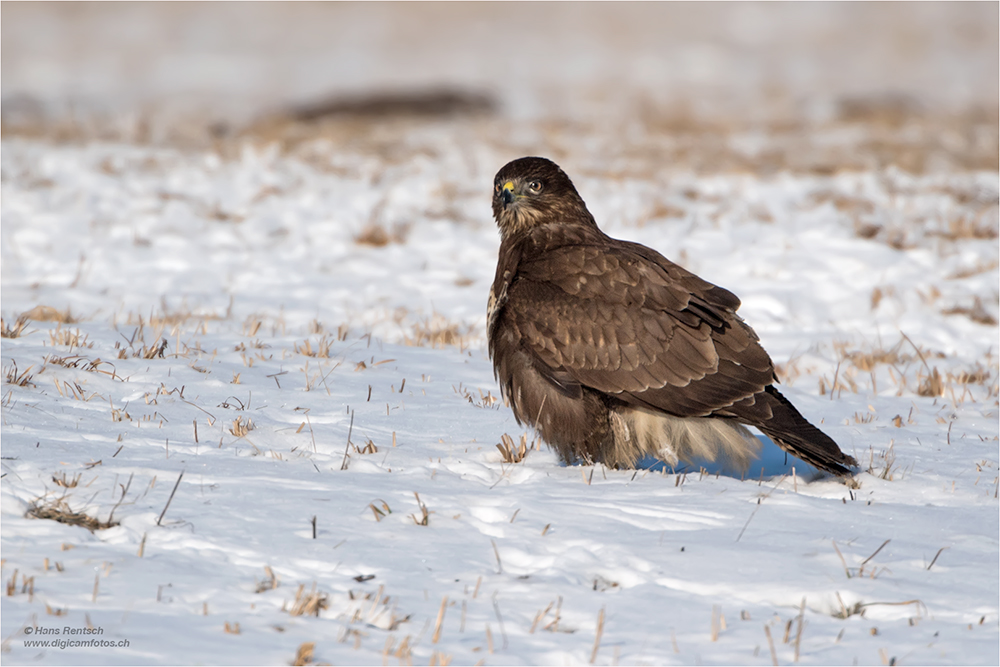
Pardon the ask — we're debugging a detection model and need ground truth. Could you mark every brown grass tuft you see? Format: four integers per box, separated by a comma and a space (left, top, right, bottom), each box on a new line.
496, 433, 529, 464
49, 326, 94, 349
948, 259, 1000, 280
27, 499, 117, 532
410, 492, 430, 526
52, 472, 81, 488
4, 362, 36, 387
288, 583, 329, 617
404, 314, 473, 350
229, 416, 255, 437
354, 222, 410, 246
255, 566, 279, 594
453, 383, 499, 408
292, 642, 316, 666
933, 213, 1000, 241
20, 305, 76, 324
1, 316, 29, 338
917, 367, 944, 397
295, 335, 335, 358
942, 297, 998, 326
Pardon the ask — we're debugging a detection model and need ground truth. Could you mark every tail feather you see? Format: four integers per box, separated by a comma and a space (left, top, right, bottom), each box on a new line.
750, 386, 857, 476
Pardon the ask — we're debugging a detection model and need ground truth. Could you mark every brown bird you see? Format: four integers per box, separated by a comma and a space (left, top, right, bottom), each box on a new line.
487, 156, 857, 476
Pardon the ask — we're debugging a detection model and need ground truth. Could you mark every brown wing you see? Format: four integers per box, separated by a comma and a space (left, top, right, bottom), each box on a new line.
493, 224, 775, 418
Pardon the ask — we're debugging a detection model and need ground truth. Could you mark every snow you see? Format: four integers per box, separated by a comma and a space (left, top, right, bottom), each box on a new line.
2, 134, 997, 665
2, 4, 998, 666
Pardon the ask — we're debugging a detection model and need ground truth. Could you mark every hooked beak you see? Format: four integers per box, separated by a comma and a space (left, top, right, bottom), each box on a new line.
500, 181, 515, 206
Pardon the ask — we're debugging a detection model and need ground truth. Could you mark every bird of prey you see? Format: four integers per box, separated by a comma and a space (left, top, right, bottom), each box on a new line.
487, 156, 857, 476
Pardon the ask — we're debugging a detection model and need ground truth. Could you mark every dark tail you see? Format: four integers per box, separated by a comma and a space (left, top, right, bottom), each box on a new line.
749, 386, 857, 476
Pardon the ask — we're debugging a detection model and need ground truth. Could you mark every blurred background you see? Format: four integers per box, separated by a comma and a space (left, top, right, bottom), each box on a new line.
3, 2, 997, 173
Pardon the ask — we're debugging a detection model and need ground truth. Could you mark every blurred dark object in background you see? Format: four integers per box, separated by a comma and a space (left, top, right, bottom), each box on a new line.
289, 89, 497, 122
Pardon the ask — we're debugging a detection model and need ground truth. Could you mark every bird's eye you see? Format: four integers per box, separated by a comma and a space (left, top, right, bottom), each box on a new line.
527, 180, 543, 194
494, 182, 501, 194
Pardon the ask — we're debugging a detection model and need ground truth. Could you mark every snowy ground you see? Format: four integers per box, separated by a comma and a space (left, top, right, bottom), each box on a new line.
2, 4, 998, 666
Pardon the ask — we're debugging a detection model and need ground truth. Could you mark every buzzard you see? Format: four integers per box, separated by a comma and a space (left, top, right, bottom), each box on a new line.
487, 156, 857, 476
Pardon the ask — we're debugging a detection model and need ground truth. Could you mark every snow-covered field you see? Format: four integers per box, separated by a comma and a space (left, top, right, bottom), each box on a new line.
2, 4, 998, 666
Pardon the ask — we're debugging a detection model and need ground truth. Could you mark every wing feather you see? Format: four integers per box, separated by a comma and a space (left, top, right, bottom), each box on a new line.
500, 224, 775, 418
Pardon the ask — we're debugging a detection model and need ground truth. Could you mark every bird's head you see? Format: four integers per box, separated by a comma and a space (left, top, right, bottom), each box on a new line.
491, 157, 594, 240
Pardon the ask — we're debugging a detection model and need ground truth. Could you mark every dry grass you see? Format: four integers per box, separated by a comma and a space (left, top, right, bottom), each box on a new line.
453, 383, 499, 408
403, 314, 474, 350
255, 566, 279, 594
942, 297, 998, 326
496, 433, 530, 464
229, 416, 254, 438
43, 354, 121, 380
287, 583, 329, 617
112, 324, 168, 358
20, 305, 76, 324
1, 316, 29, 339
354, 439, 378, 455
410, 492, 430, 526
368, 499, 392, 522
4, 362, 36, 387
52, 472, 81, 488
292, 642, 316, 666
120, 302, 231, 331
815, 336, 998, 403
354, 222, 410, 247
948, 260, 1000, 280
932, 213, 1000, 241
916, 367, 944, 398
48, 326, 94, 349
294, 335, 335, 358
27, 498, 118, 532
866, 443, 903, 481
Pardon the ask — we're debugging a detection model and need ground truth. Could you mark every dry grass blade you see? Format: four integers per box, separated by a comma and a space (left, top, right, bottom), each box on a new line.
491, 539, 503, 574
793, 597, 806, 662
590, 606, 605, 664
764, 624, 779, 666
927, 547, 949, 571
861, 540, 891, 567
156, 471, 184, 526
432, 595, 448, 643
832, 540, 850, 578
